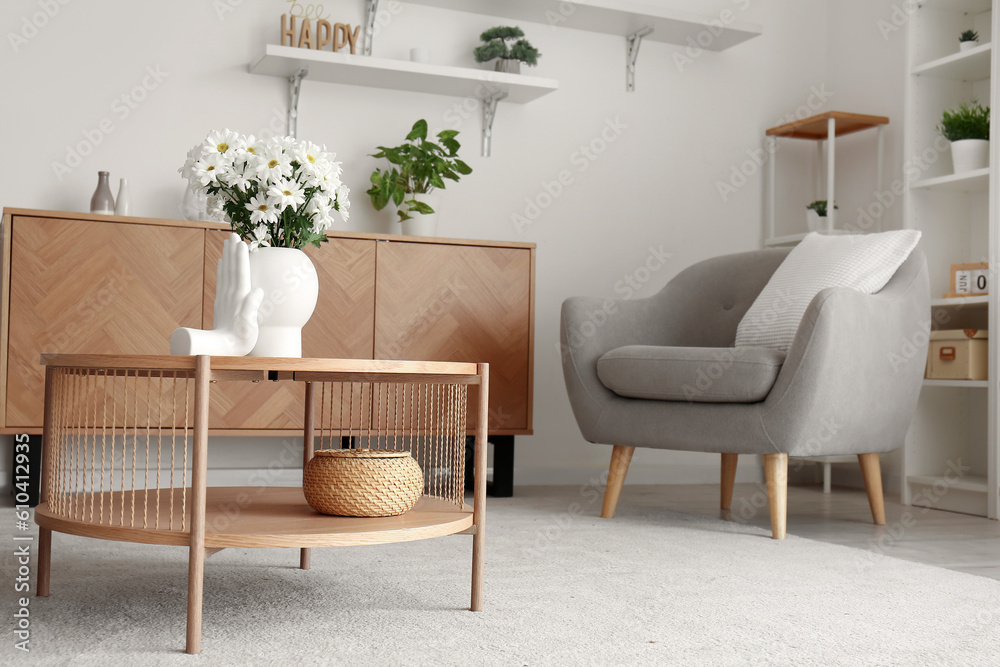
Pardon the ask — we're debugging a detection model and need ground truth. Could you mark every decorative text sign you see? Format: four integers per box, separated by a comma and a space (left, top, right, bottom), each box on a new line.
281, 14, 359, 54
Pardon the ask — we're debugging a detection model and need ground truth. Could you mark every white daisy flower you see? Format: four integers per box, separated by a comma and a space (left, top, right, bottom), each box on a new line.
206, 129, 241, 156
245, 193, 278, 225
254, 145, 292, 183
267, 179, 306, 211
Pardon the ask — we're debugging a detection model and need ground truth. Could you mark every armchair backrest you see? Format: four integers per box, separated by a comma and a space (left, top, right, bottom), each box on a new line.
655, 248, 791, 347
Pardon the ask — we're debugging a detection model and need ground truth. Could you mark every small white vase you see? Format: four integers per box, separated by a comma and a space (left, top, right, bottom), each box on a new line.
950, 139, 990, 174
400, 192, 440, 237
115, 178, 130, 216
248, 247, 319, 358
960, 40, 978, 52
806, 210, 832, 233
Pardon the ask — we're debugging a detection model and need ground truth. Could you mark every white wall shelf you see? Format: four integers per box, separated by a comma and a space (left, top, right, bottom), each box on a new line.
403, 0, 762, 49
912, 42, 991, 80
248, 44, 558, 156
249, 44, 558, 104
400, 0, 761, 91
911, 168, 990, 192
922, 379, 989, 388
931, 295, 990, 308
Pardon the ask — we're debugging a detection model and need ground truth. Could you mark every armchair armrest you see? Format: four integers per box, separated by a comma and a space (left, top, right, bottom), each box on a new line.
761, 252, 930, 456
560, 292, 675, 438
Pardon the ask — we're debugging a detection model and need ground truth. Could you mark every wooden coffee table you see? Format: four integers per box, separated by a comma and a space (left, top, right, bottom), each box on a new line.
34, 354, 488, 654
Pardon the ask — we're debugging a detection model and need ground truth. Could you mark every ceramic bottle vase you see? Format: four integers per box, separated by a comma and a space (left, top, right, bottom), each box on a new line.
90, 171, 115, 214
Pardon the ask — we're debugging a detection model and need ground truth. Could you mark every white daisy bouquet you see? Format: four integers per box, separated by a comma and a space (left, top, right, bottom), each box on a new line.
179, 129, 349, 250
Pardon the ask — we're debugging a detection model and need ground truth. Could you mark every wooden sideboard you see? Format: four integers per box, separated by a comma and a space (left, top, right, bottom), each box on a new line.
0, 208, 534, 442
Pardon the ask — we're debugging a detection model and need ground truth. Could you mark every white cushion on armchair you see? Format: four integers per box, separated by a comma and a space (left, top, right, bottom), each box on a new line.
735, 230, 921, 351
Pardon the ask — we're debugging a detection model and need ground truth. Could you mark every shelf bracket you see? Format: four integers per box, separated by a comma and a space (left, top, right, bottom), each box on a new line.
287, 68, 308, 139
481, 91, 508, 157
363, 0, 380, 56
626, 26, 653, 92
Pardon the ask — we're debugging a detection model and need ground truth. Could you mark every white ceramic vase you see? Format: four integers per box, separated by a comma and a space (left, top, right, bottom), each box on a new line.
806, 210, 832, 233
960, 40, 978, 51
950, 139, 989, 174
247, 247, 318, 358
400, 191, 440, 237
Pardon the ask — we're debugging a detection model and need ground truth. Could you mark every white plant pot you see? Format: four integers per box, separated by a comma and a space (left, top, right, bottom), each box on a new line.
247, 247, 318, 358
399, 192, 440, 237
806, 210, 832, 233
950, 139, 990, 174
960, 40, 979, 51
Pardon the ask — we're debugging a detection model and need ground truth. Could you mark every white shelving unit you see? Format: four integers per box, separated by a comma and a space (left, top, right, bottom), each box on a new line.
903, 0, 998, 519
763, 112, 889, 245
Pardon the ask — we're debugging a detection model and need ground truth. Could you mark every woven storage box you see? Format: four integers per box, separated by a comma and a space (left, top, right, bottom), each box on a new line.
303, 449, 424, 517
926, 329, 988, 380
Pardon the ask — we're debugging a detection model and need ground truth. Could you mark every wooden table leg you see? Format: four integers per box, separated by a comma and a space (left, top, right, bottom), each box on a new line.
37, 368, 55, 597
300, 381, 316, 571
37, 528, 51, 597
471, 364, 489, 612
186, 356, 211, 655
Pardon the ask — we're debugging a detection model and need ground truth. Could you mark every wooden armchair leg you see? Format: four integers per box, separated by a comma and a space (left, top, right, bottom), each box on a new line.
763, 453, 788, 539
601, 445, 635, 519
858, 453, 886, 525
721, 453, 738, 510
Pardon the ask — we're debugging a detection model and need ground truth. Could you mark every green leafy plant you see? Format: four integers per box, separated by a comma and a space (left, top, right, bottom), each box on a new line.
473, 26, 541, 66
367, 119, 473, 222
806, 200, 837, 217
939, 101, 990, 141
960, 29, 980, 42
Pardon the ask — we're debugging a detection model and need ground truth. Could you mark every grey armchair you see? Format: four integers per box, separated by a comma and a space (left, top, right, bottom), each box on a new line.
561, 247, 929, 539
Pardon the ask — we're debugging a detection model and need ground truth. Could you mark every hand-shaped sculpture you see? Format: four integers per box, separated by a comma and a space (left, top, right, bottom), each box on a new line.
170, 233, 264, 356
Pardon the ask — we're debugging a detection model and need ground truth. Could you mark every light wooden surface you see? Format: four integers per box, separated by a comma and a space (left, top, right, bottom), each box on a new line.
186, 356, 211, 654
720, 453, 738, 510
2, 208, 533, 436
33, 488, 474, 548
601, 445, 635, 519
0, 212, 12, 427
374, 241, 532, 432
857, 453, 886, 525
5, 216, 203, 428
765, 111, 890, 139
764, 453, 788, 539
471, 362, 488, 612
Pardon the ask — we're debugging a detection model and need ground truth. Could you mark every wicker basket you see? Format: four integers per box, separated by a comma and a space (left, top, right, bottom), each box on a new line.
303, 449, 424, 517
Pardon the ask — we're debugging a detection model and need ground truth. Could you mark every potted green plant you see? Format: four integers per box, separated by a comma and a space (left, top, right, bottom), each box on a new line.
367, 119, 472, 237
473, 26, 541, 74
938, 101, 990, 174
806, 200, 837, 232
959, 29, 980, 51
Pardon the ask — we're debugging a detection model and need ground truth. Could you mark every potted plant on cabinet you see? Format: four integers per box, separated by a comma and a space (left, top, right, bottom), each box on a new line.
806, 200, 837, 232
959, 29, 980, 51
939, 101, 990, 174
473, 26, 541, 74
367, 119, 472, 237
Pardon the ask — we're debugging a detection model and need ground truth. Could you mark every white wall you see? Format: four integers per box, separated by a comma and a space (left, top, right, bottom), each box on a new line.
1, 0, 846, 490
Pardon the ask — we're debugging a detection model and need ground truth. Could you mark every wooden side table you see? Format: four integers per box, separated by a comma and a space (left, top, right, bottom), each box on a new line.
33, 354, 488, 654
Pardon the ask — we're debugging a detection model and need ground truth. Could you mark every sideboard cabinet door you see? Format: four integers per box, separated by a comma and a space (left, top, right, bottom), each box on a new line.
4, 216, 204, 428
373, 241, 533, 433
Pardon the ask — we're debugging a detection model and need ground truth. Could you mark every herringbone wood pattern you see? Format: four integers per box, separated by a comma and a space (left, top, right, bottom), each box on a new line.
6, 217, 203, 427
374, 242, 531, 431
202, 231, 376, 430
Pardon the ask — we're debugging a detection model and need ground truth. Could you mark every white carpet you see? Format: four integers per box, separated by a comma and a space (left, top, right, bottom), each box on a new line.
5, 490, 1000, 666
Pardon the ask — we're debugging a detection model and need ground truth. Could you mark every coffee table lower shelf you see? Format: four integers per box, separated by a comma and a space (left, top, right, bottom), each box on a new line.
35, 487, 475, 548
